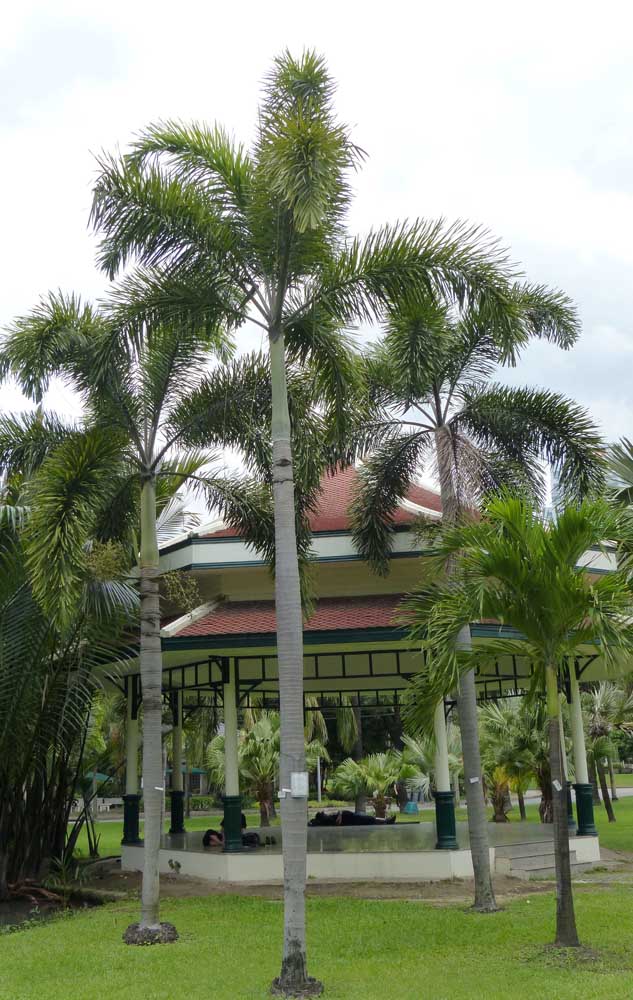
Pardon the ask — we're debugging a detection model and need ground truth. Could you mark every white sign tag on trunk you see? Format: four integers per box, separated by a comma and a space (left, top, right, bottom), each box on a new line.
291, 772, 309, 797
553, 779, 562, 792
469, 777, 479, 784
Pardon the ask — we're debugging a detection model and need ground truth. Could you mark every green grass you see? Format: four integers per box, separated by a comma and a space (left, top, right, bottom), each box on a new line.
454, 794, 633, 853
3, 888, 633, 999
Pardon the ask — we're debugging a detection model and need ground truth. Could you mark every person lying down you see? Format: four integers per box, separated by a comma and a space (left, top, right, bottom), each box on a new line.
308, 810, 396, 827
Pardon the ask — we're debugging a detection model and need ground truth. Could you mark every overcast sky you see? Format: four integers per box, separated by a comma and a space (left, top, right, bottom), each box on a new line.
2, 0, 632, 452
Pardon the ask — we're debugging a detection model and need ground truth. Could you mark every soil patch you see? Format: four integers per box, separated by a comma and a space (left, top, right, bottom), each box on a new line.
85, 862, 555, 904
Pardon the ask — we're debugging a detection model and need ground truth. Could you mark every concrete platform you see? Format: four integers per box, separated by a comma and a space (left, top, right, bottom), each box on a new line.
121, 822, 601, 883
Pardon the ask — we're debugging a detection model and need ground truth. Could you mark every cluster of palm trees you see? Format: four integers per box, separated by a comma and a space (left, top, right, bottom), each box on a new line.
1, 47, 631, 994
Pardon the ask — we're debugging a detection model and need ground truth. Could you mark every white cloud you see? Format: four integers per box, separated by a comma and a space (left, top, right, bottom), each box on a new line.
1, 0, 632, 449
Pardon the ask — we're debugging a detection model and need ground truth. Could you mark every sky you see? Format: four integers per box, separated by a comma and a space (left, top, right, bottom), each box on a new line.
2, 0, 633, 459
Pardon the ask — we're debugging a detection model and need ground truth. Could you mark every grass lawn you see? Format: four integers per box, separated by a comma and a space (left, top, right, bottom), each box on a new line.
454, 794, 633, 853
2, 888, 633, 999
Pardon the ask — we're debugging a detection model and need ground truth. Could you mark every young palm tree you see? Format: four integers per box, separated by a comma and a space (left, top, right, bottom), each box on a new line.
328, 750, 419, 816
0, 454, 136, 899
403, 495, 633, 947
479, 697, 553, 821
351, 293, 603, 911
206, 711, 328, 826
88, 50, 523, 994
582, 683, 633, 820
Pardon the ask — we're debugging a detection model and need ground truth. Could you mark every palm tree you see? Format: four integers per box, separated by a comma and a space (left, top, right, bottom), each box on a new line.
404, 495, 633, 947
207, 711, 328, 826
87, 50, 525, 995
0, 298, 284, 942
351, 293, 603, 911
328, 750, 420, 816
0, 444, 136, 899
582, 683, 633, 820
479, 697, 553, 822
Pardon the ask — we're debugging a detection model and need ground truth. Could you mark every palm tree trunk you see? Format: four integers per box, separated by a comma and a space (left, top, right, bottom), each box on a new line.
435, 427, 496, 912
452, 769, 461, 809
517, 789, 527, 821
545, 664, 580, 947
597, 759, 616, 822
589, 754, 601, 804
608, 757, 619, 801
124, 478, 176, 944
456, 664, 498, 910
269, 328, 318, 996
352, 696, 366, 814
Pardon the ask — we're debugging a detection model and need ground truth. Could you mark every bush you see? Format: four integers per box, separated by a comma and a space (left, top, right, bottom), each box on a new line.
189, 796, 215, 811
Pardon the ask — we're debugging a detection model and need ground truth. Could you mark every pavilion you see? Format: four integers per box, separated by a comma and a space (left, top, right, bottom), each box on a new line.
114, 468, 613, 881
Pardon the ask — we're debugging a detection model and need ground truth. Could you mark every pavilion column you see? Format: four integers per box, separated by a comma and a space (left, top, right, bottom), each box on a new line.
569, 665, 597, 836
559, 701, 576, 833
222, 658, 242, 852
169, 691, 185, 835
434, 699, 458, 850
122, 676, 142, 845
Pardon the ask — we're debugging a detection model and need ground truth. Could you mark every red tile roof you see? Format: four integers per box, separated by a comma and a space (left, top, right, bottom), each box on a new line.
174, 594, 406, 638
202, 466, 441, 538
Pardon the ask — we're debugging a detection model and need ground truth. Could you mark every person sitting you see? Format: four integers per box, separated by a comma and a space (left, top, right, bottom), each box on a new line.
309, 809, 396, 827
203, 812, 259, 847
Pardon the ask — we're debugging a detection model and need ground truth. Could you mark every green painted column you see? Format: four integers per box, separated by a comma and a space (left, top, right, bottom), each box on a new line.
222, 659, 242, 852
569, 667, 597, 836
122, 677, 142, 845
169, 692, 186, 835
434, 700, 458, 850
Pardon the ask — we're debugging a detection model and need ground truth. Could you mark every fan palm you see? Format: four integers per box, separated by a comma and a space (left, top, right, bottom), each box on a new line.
582, 683, 633, 820
87, 49, 527, 994
207, 711, 328, 827
479, 698, 553, 821
403, 495, 633, 947
351, 291, 604, 912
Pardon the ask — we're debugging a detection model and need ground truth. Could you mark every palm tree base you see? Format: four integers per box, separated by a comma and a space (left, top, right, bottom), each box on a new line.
123, 922, 179, 946
270, 976, 324, 997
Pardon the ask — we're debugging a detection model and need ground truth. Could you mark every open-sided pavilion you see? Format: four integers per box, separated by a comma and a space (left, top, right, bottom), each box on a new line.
113, 468, 614, 881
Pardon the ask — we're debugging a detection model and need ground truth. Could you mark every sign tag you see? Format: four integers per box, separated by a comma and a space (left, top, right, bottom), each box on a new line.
469, 777, 480, 784
291, 772, 309, 798
553, 779, 562, 792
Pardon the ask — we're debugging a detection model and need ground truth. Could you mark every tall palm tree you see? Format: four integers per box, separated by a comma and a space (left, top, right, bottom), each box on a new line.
0, 298, 281, 942
87, 50, 523, 995
351, 294, 603, 911
403, 495, 633, 947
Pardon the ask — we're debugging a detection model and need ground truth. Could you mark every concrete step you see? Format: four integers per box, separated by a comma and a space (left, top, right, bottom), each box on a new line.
511, 861, 593, 881
495, 841, 554, 859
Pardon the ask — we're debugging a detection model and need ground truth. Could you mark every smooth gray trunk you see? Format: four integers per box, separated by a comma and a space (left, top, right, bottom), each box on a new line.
608, 757, 619, 801
597, 759, 616, 822
435, 428, 497, 912
452, 769, 461, 809
269, 329, 316, 995
352, 696, 366, 814
137, 479, 165, 931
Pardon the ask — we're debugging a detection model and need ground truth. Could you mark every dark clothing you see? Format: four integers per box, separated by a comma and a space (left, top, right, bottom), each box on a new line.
309, 810, 396, 827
